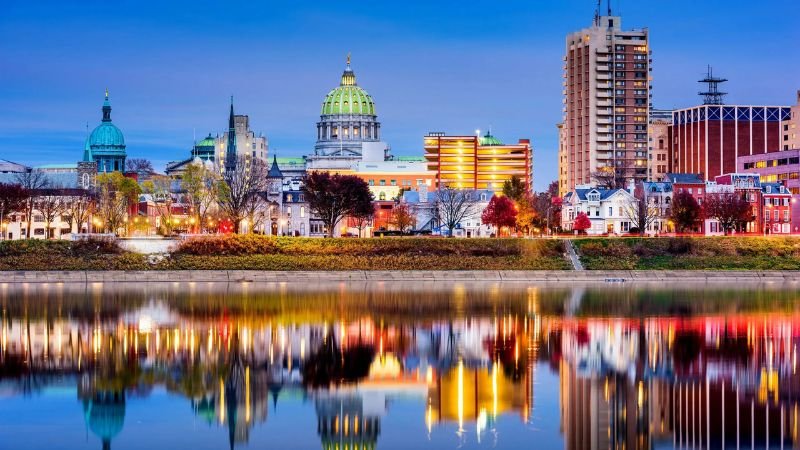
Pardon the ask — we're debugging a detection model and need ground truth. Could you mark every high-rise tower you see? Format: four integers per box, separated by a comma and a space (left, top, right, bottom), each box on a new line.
561, 7, 651, 191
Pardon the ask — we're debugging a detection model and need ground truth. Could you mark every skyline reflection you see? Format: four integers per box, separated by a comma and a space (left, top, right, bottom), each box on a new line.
2, 282, 800, 449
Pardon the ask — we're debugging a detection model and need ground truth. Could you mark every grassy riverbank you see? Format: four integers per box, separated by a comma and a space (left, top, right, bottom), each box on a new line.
0, 236, 570, 271
572, 236, 800, 270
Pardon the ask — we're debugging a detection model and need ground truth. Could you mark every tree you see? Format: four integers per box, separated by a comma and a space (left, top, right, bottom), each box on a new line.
481, 195, 517, 236
15, 170, 49, 238
142, 175, 176, 235
303, 172, 374, 238
65, 193, 94, 234
96, 172, 141, 235
390, 203, 416, 233
351, 200, 374, 238
624, 184, 659, 236
669, 191, 702, 233
573, 212, 591, 234
125, 158, 154, 174
704, 192, 753, 235
35, 190, 67, 239
217, 156, 268, 234
502, 175, 527, 202
591, 167, 627, 189
181, 162, 220, 232
434, 187, 477, 237
0, 183, 27, 239
514, 193, 538, 235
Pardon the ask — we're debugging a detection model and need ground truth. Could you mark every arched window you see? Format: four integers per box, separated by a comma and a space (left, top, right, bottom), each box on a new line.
82, 173, 90, 189
300, 206, 305, 218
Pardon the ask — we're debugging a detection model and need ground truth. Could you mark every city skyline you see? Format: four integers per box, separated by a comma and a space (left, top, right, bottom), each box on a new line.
1, 1, 798, 191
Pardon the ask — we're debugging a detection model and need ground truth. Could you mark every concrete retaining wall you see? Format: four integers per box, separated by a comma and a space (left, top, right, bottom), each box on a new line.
1, 270, 799, 283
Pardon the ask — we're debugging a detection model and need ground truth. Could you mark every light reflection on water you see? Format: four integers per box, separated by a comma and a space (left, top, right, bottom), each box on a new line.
2, 282, 800, 449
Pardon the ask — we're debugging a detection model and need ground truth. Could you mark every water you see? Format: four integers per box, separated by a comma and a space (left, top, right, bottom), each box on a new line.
2, 281, 800, 449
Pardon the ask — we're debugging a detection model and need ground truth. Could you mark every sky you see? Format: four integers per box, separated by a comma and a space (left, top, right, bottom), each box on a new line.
0, 0, 798, 191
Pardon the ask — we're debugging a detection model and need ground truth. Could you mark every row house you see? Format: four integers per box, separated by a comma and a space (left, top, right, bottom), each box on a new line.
402, 189, 497, 237
760, 183, 792, 234
562, 187, 637, 235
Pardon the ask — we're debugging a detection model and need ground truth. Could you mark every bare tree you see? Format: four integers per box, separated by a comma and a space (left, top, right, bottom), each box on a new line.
623, 184, 659, 235
142, 175, 176, 235
35, 190, 67, 239
591, 167, 630, 189
125, 158, 154, 174
217, 156, 267, 234
434, 187, 477, 237
65, 193, 94, 234
15, 170, 49, 238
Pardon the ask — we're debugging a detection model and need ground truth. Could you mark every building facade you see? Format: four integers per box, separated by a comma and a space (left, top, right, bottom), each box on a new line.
648, 109, 672, 182
557, 122, 569, 197
781, 90, 800, 151
561, 187, 638, 235
562, 13, 651, 192
671, 105, 792, 180
423, 132, 532, 193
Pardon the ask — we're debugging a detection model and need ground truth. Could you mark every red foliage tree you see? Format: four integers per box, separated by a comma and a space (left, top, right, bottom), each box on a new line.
573, 212, 591, 234
481, 195, 517, 236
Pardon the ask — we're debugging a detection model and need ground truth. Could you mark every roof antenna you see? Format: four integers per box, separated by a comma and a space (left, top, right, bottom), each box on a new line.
594, 0, 600, 24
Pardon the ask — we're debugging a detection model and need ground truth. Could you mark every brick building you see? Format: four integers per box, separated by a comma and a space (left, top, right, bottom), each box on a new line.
671, 105, 792, 181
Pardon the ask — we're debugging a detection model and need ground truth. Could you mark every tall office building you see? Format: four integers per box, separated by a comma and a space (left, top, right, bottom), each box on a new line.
562, 10, 651, 191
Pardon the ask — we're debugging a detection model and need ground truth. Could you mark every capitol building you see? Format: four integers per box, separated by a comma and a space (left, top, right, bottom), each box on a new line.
306, 55, 390, 170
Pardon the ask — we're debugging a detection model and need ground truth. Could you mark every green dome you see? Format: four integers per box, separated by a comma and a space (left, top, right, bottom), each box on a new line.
479, 132, 503, 146
320, 58, 376, 116
88, 122, 126, 149
195, 134, 215, 148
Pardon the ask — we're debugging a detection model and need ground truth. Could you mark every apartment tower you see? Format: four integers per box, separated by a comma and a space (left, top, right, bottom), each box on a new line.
562, 9, 651, 191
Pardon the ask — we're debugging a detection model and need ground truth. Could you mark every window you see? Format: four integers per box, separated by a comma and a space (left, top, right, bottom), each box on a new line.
300, 206, 305, 218
390, 179, 397, 186
379, 180, 386, 186
608, 207, 613, 216
765, 210, 771, 221
286, 206, 292, 217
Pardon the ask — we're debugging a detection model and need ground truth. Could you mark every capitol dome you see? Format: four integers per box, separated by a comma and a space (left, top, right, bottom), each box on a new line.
321, 63, 376, 116
313, 55, 382, 160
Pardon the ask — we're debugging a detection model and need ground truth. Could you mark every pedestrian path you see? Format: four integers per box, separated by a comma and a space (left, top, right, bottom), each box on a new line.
564, 239, 584, 271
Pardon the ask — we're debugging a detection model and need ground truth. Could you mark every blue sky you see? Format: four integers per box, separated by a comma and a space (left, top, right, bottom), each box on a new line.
0, 0, 798, 191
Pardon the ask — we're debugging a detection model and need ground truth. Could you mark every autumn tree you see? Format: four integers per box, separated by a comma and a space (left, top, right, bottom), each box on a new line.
502, 175, 527, 202
573, 212, 591, 234
704, 192, 753, 235
15, 170, 49, 238
514, 193, 537, 235
181, 161, 220, 232
217, 156, 267, 234
433, 187, 477, 237
351, 200, 374, 238
0, 183, 27, 238
96, 172, 141, 235
390, 203, 416, 233
669, 191, 702, 233
481, 195, 517, 236
303, 172, 374, 238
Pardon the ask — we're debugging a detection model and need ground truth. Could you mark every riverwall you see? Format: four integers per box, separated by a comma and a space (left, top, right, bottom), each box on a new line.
2, 270, 799, 283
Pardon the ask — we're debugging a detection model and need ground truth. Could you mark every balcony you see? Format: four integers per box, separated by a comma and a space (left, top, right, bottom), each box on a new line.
597, 100, 612, 107
597, 144, 612, 151
596, 73, 611, 81
597, 134, 612, 142
597, 55, 611, 63
597, 117, 612, 125
597, 82, 612, 89
597, 126, 612, 133
596, 90, 612, 98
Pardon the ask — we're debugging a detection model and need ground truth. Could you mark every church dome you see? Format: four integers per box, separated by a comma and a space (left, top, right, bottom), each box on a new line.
86, 90, 126, 152
195, 134, 215, 149
321, 56, 376, 116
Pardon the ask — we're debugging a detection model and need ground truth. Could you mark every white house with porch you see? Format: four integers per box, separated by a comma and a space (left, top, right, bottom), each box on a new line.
562, 187, 637, 235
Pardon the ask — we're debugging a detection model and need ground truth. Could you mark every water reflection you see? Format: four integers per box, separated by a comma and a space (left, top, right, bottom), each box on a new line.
2, 282, 800, 449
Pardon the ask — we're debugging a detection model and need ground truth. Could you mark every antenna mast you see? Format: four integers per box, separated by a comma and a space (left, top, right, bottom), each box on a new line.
698, 65, 728, 105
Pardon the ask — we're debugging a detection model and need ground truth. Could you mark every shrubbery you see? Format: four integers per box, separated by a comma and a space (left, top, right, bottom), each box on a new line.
574, 237, 800, 270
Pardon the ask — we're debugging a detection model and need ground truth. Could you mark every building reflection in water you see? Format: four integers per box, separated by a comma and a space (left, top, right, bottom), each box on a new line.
3, 282, 800, 449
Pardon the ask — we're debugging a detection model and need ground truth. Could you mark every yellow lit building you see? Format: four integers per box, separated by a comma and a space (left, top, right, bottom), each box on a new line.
423, 132, 532, 193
